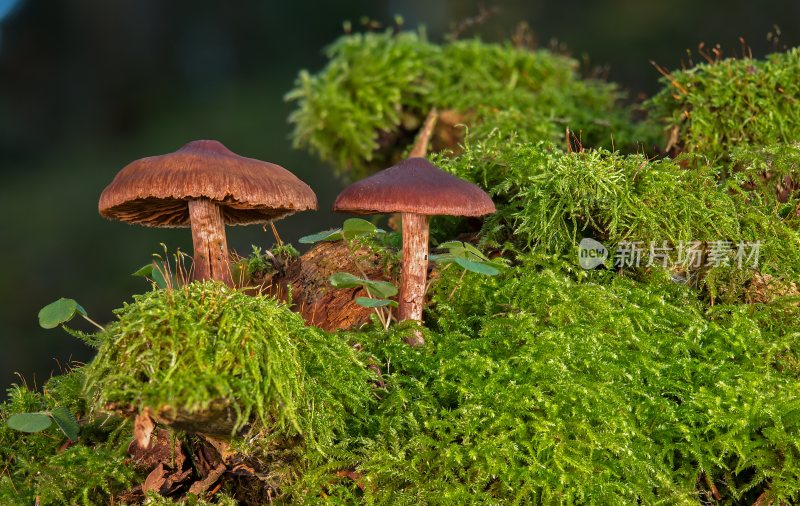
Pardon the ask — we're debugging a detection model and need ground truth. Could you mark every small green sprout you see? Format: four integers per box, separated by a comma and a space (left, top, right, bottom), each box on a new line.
132, 245, 192, 290
38, 298, 104, 331
132, 262, 168, 289
304, 218, 397, 329
329, 272, 398, 330
430, 241, 501, 276
329, 272, 398, 302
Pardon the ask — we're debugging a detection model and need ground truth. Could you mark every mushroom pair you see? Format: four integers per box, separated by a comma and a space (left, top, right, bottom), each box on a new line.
99, 140, 316, 285
99, 139, 495, 338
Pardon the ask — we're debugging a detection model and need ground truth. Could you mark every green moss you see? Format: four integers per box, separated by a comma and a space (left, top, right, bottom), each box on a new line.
277, 39, 800, 504
433, 130, 800, 301
0, 371, 135, 505
85, 281, 373, 445
287, 30, 649, 178
141, 491, 239, 505
645, 48, 800, 180
302, 258, 800, 504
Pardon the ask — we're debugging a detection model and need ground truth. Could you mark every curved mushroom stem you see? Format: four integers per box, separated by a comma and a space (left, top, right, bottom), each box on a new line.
188, 198, 233, 286
399, 212, 429, 346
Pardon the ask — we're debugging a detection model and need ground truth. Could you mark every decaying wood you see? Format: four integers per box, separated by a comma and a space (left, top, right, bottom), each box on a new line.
435, 108, 466, 154
127, 429, 183, 473
153, 398, 240, 437
746, 272, 800, 304
269, 241, 394, 331
189, 198, 233, 286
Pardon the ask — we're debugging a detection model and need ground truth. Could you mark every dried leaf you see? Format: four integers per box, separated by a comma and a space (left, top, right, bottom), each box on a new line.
142, 463, 167, 494
188, 463, 226, 495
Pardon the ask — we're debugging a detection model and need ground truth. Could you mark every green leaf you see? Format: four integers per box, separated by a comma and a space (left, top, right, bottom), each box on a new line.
329, 273, 397, 298
355, 297, 398, 308
463, 243, 490, 261
342, 218, 377, 235
454, 257, 500, 276
50, 406, 80, 441
38, 298, 81, 329
438, 241, 464, 250
151, 268, 167, 289
132, 264, 154, 277
329, 272, 366, 289
364, 280, 398, 298
132, 263, 168, 289
299, 228, 343, 244
7, 412, 52, 433
430, 253, 457, 263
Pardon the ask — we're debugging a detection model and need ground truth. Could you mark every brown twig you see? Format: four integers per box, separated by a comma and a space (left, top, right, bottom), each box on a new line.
410, 108, 439, 158
752, 490, 771, 506
447, 4, 500, 41
270, 222, 283, 247
703, 472, 722, 501
650, 60, 689, 95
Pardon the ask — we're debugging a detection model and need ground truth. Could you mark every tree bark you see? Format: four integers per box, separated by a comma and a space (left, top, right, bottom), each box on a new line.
399, 213, 429, 324
188, 198, 232, 286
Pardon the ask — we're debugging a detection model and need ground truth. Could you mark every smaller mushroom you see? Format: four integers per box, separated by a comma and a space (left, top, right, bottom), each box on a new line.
99, 140, 317, 285
333, 157, 495, 344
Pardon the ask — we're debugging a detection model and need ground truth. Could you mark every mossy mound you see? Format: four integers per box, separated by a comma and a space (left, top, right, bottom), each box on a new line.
645, 49, 800, 166
435, 131, 800, 303
287, 30, 650, 178
85, 281, 373, 443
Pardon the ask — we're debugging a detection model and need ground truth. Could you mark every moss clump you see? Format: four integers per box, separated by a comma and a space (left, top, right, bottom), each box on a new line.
0, 370, 135, 505
275, 34, 800, 504
645, 49, 800, 160
287, 30, 648, 178
296, 258, 800, 504
85, 281, 373, 445
645, 49, 800, 207
142, 491, 239, 505
434, 131, 800, 302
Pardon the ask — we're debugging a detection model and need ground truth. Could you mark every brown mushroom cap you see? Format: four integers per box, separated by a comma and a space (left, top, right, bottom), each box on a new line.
333, 157, 495, 216
99, 140, 317, 227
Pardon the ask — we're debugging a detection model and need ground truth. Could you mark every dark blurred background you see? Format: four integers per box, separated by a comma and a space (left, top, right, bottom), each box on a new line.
1, 0, 798, 395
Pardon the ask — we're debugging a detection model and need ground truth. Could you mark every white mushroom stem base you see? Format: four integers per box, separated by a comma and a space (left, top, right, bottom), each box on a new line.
399, 212, 429, 346
189, 198, 233, 286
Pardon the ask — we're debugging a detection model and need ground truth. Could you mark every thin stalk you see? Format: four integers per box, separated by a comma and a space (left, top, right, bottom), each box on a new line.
81, 314, 105, 332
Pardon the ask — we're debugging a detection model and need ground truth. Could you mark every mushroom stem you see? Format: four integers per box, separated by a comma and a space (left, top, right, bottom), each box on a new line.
188, 198, 233, 286
399, 212, 429, 344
